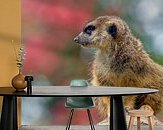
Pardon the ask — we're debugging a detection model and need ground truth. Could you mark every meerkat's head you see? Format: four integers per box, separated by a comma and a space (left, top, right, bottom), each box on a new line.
74, 16, 131, 49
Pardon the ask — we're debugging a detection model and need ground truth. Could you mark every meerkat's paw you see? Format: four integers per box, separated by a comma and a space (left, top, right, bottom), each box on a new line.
97, 118, 109, 125
125, 106, 134, 114
139, 105, 154, 112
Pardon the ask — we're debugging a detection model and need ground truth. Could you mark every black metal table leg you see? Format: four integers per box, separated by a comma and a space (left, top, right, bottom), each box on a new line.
110, 96, 127, 130
13, 96, 18, 130
0, 96, 18, 130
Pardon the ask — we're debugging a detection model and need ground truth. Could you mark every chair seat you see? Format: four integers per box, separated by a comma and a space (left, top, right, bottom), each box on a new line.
128, 110, 153, 117
65, 97, 95, 109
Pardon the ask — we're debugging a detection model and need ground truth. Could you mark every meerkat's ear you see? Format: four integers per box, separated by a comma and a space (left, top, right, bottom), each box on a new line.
107, 24, 117, 39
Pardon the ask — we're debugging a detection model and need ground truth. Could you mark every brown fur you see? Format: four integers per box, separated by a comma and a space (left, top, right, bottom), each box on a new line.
74, 16, 163, 121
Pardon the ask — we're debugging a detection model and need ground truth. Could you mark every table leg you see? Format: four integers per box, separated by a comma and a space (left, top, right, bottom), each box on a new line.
110, 96, 127, 130
0, 96, 18, 130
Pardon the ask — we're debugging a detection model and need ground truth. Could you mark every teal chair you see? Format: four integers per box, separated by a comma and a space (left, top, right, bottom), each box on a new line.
65, 80, 95, 130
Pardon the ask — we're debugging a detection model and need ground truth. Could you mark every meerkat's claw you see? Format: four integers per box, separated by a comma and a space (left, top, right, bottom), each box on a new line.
139, 105, 154, 112
125, 106, 134, 114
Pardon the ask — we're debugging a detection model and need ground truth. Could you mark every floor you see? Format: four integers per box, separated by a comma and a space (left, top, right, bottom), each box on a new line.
20, 125, 163, 130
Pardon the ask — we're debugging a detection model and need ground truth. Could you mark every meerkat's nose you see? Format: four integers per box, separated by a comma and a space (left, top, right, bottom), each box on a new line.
74, 37, 79, 43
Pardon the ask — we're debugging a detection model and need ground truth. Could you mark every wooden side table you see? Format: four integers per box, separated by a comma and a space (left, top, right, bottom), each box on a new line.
128, 110, 154, 130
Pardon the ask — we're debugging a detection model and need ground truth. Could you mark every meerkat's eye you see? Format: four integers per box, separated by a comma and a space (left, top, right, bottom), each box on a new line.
83, 25, 96, 35
107, 24, 117, 38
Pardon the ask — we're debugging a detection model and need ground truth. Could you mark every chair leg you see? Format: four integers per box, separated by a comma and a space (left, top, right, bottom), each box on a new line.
87, 109, 95, 130
148, 116, 154, 130
137, 117, 141, 130
128, 116, 134, 130
66, 109, 74, 130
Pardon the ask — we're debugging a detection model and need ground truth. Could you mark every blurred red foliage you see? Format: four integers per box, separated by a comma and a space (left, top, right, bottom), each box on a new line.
22, 0, 101, 125
22, 0, 95, 76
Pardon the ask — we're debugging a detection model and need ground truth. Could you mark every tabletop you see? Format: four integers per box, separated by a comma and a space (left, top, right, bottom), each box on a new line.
0, 86, 158, 97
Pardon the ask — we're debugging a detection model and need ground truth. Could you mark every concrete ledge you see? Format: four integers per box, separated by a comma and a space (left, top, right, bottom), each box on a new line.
20, 125, 163, 130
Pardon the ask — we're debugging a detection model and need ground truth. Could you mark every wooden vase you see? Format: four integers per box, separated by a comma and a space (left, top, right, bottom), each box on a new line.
12, 71, 27, 91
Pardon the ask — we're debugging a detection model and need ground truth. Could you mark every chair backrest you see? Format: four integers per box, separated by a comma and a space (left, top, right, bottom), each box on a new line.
66, 79, 95, 108
70, 79, 89, 87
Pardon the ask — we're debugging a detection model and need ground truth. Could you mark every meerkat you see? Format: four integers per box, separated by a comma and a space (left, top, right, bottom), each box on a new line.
74, 16, 163, 122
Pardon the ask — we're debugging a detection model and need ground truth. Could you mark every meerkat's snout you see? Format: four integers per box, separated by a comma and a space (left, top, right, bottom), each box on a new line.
74, 36, 79, 43
73, 33, 92, 47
